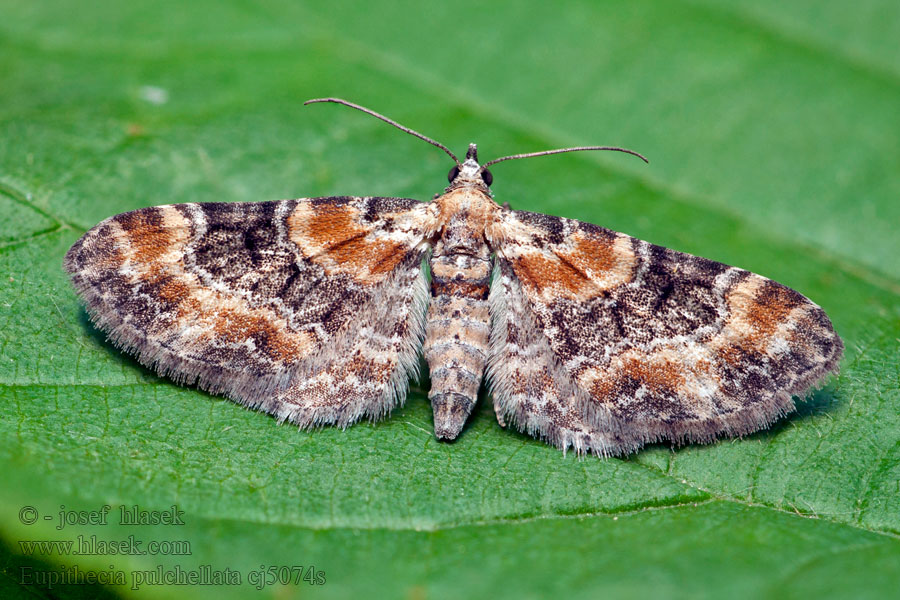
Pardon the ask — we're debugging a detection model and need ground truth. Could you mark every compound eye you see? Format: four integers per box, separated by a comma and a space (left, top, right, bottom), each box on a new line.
447, 165, 460, 182
480, 168, 493, 186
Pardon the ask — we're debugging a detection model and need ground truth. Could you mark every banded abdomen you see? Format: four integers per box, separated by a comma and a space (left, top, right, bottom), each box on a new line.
424, 222, 493, 440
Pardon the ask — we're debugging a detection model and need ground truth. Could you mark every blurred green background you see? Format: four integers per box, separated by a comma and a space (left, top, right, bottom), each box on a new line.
2, 1, 899, 598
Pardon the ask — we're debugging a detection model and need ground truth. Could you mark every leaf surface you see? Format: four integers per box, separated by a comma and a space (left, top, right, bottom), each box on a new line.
1, 1, 898, 598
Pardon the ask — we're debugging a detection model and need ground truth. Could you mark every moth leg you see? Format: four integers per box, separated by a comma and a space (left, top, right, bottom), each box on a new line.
494, 406, 507, 428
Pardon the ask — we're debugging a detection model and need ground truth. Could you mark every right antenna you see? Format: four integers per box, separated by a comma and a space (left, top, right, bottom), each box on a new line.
483, 145, 648, 168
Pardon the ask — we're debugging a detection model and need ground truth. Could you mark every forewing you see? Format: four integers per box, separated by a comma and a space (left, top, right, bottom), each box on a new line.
65, 197, 433, 427
488, 209, 843, 455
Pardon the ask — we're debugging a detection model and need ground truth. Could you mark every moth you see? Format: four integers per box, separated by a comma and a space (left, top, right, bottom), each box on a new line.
65, 98, 843, 456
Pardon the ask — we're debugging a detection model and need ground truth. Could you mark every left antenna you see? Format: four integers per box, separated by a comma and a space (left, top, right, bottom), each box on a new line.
305, 98, 461, 166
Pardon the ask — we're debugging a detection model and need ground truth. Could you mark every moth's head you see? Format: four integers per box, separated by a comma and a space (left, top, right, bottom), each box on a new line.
446, 143, 493, 192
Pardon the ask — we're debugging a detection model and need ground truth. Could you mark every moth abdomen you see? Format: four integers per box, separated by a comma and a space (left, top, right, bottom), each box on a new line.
424, 251, 492, 440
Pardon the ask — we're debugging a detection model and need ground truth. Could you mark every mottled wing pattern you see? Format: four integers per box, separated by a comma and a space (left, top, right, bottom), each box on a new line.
488, 210, 843, 456
65, 197, 433, 427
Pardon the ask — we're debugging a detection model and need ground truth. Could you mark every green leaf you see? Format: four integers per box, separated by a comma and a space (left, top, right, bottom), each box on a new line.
2, 1, 899, 598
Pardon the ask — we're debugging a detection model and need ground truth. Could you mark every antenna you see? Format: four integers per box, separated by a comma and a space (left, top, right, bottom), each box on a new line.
483, 146, 648, 168
304, 97, 461, 166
